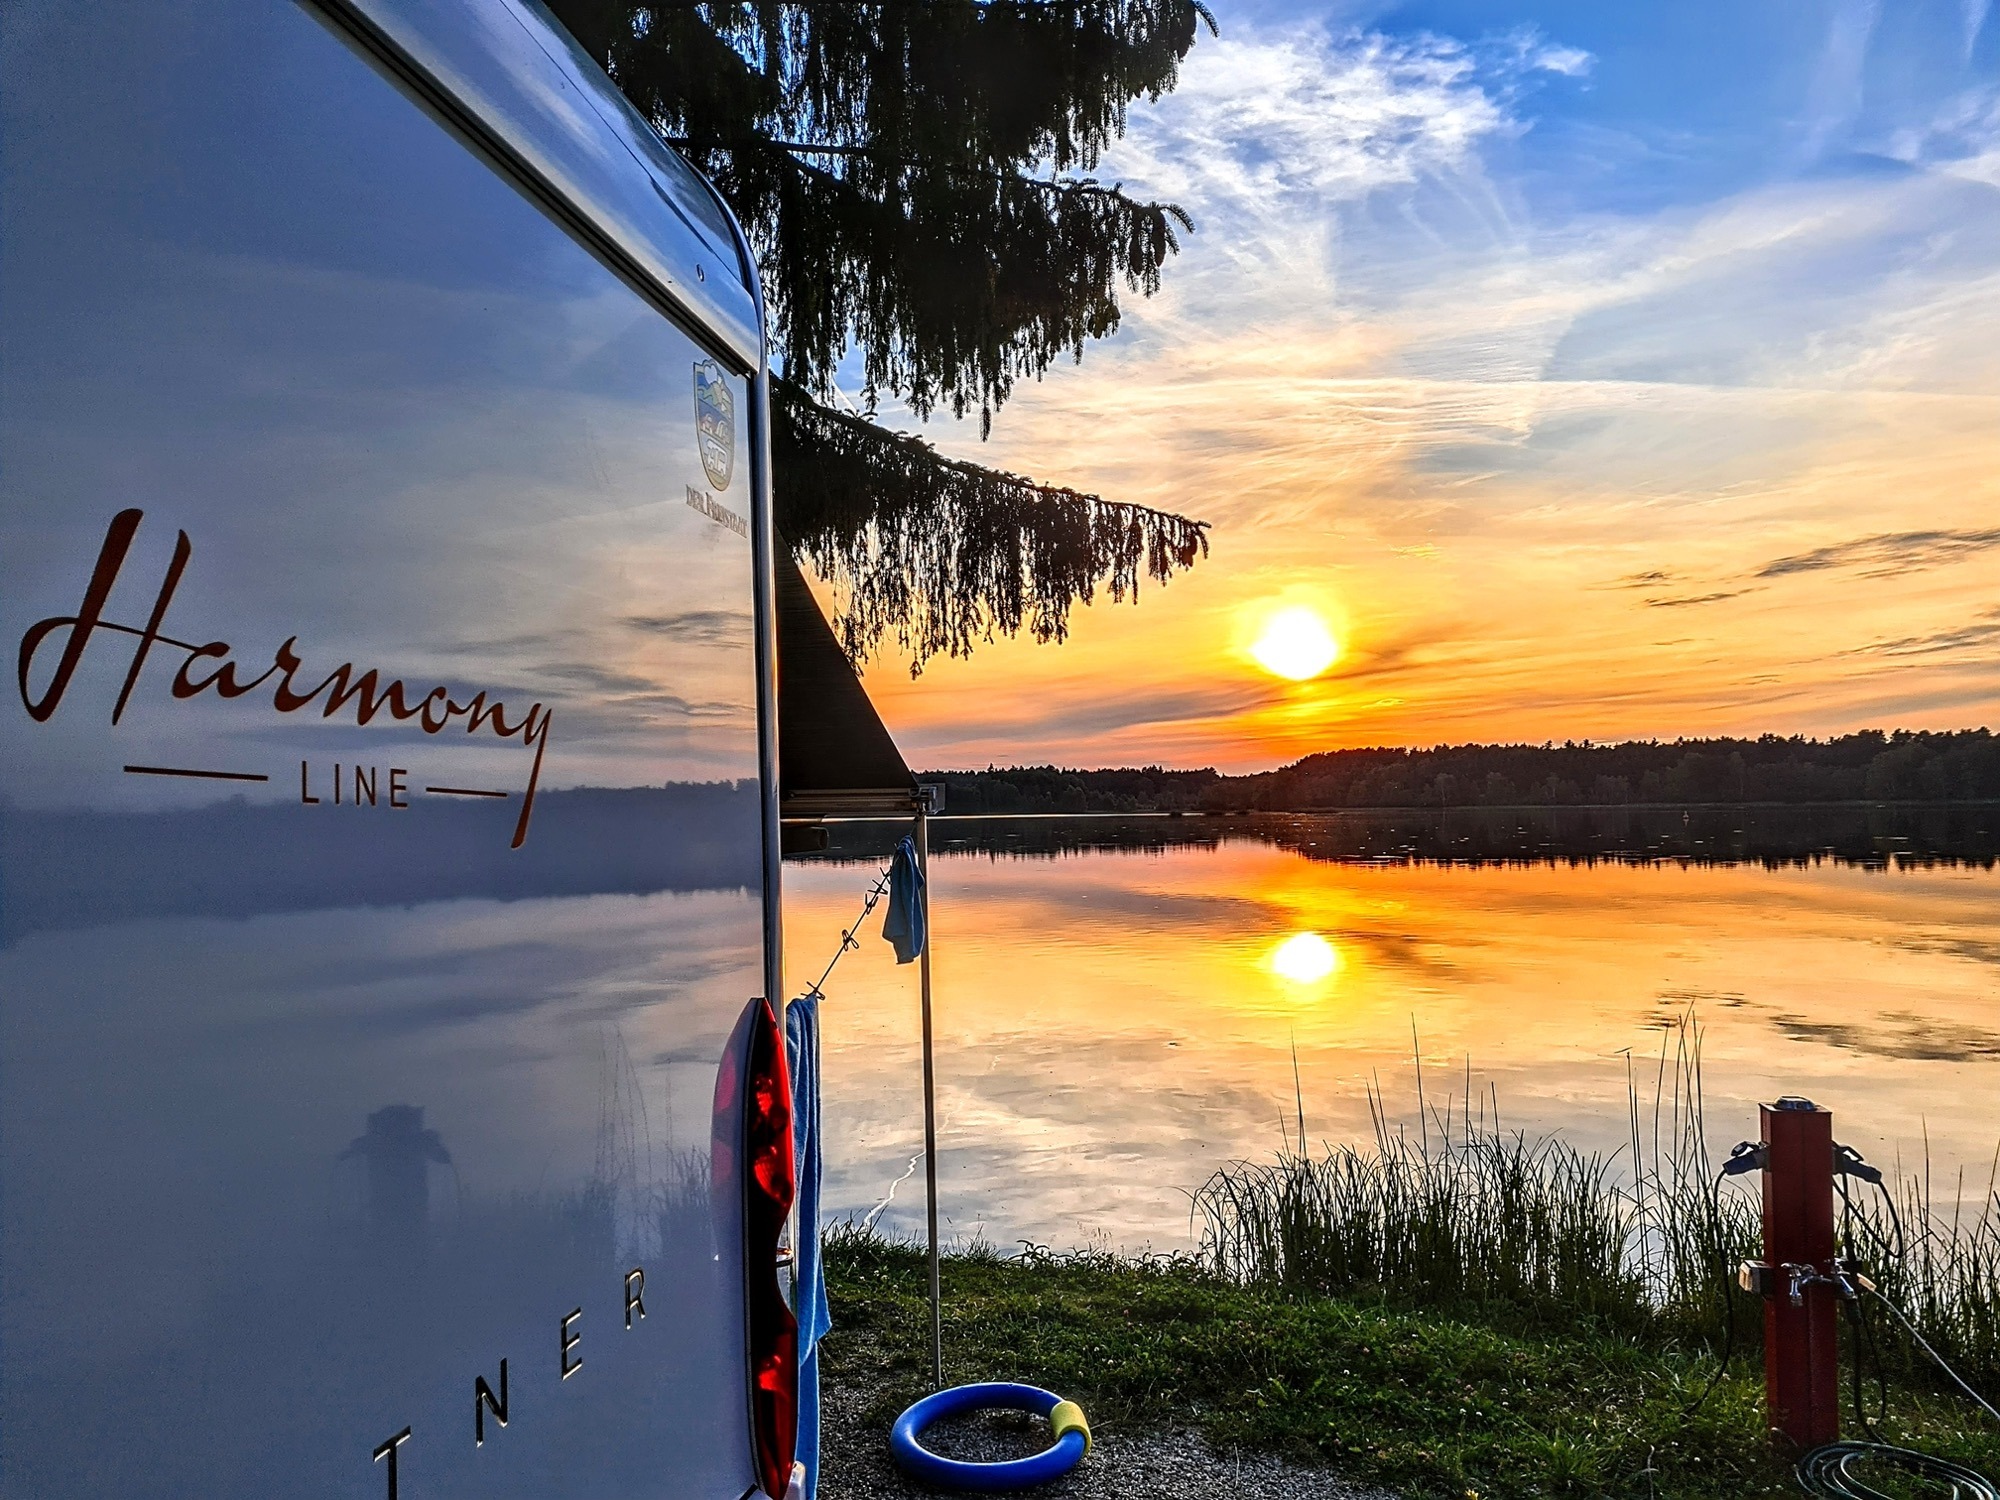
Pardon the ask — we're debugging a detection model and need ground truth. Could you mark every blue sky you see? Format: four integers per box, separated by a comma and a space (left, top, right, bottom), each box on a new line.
853, 0, 2000, 769
1256, 0, 1999, 212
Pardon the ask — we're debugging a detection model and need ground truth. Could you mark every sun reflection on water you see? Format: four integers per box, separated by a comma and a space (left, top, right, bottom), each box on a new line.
1269, 930, 1340, 984
786, 834, 2000, 1254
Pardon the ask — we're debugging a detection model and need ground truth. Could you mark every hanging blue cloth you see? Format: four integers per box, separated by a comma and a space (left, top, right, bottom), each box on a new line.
786, 990, 832, 1500
881, 835, 927, 965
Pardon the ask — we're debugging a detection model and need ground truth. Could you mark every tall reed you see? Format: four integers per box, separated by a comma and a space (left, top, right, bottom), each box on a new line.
1846, 1141, 2000, 1393
1193, 1018, 2000, 1394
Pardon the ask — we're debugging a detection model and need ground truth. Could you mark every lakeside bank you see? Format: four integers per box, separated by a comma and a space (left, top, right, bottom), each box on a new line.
819, 1230, 2000, 1499
811, 1028, 2000, 1497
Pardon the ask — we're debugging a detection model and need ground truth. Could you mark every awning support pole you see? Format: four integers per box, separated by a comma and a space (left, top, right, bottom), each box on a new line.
915, 799, 943, 1389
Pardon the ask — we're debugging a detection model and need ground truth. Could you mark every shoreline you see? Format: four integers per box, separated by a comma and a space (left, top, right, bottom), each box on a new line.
820, 1231, 2000, 1500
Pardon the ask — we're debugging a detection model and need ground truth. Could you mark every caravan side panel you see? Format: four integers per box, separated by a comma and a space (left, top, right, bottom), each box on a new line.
1, 2, 764, 1494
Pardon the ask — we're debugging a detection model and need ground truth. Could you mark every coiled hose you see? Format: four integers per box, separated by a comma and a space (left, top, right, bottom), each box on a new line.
1792, 1283, 2000, 1497
1796, 1441, 2000, 1499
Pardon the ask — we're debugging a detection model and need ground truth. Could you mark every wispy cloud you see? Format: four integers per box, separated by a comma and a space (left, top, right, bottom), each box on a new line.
885, 677, 1272, 754
1844, 608, 2000, 658
1103, 21, 1586, 316
1646, 590, 1757, 609
1513, 33, 1593, 79
1609, 571, 1760, 608
1883, 80, 2000, 186
623, 610, 751, 647
1757, 528, 2000, 579
849, 10, 2000, 769
1967, 0, 1997, 58
1117, 26, 1521, 214
1802, 0, 1883, 160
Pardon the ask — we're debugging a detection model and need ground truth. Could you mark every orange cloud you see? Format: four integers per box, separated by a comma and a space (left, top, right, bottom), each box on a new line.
809, 25, 2000, 772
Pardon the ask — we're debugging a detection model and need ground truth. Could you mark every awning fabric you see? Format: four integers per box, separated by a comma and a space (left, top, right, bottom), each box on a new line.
776, 544, 918, 818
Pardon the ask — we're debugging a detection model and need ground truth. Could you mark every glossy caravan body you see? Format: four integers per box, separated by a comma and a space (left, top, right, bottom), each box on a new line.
0, 2, 784, 1495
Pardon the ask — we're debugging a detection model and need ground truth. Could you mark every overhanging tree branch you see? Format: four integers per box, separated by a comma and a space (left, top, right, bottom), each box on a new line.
668, 134, 1196, 224
774, 379, 1208, 671
550, 0, 1218, 667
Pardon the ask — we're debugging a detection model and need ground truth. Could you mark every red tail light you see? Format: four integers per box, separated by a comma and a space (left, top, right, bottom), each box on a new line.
743, 996, 797, 1498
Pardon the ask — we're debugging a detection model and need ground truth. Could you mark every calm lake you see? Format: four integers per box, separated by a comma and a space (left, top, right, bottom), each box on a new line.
783, 808, 2000, 1254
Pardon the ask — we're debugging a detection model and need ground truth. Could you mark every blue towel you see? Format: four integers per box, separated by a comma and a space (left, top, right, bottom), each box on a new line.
881, 836, 927, 964
786, 990, 832, 1499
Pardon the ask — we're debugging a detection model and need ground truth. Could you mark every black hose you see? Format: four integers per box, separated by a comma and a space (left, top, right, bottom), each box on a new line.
1870, 1176, 1907, 1269
1679, 1166, 1741, 1419
1796, 1441, 2000, 1499
1865, 1286, 2000, 1427
1850, 1283, 1890, 1432
1833, 1175, 1890, 1435
1786, 1148, 2000, 1498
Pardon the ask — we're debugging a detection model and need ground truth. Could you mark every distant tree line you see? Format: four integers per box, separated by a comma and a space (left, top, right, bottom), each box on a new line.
923, 764, 1220, 814
797, 800, 1998, 868
924, 730, 2000, 814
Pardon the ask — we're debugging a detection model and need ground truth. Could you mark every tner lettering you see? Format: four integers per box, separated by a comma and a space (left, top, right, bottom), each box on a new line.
16, 509, 552, 848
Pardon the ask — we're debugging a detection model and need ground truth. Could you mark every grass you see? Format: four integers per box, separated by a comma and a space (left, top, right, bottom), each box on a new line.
1194, 1027, 1751, 1354
1863, 1151, 2000, 1397
818, 1022, 2000, 1497
1192, 1022, 2000, 1399
821, 1226, 2000, 1499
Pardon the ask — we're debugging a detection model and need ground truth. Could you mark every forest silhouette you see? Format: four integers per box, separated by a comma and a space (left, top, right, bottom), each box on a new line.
927, 729, 2000, 814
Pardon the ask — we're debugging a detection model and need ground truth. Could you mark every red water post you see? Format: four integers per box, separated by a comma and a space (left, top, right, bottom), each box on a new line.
1761, 1097, 1840, 1449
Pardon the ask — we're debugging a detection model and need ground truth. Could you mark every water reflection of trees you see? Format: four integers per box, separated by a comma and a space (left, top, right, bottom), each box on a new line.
802, 814, 1222, 866
1, 783, 760, 941
1254, 804, 2000, 869
801, 804, 2000, 869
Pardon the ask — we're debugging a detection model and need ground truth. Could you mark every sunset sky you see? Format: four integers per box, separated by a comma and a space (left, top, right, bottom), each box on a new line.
822, 0, 2000, 773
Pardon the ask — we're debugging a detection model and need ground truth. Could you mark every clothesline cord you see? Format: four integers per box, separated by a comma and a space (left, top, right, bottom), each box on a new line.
805, 865, 894, 998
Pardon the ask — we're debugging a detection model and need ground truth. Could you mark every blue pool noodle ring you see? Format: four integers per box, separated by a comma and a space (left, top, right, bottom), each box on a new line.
889, 1382, 1088, 1491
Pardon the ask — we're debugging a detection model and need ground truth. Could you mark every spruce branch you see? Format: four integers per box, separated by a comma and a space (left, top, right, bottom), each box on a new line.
774, 379, 1208, 672
550, 0, 1217, 663
667, 136, 1194, 228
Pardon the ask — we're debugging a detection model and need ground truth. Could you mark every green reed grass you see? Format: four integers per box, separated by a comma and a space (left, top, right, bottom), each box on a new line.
1852, 1143, 2000, 1396
1193, 1018, 2000, 1398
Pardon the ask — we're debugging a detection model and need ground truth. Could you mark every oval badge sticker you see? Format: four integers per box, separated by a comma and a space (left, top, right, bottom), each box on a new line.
693, 359, 734, 491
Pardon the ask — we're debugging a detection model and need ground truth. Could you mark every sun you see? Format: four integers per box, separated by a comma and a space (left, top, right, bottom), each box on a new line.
1251, 606, 1340, 681
1270, 931, 1340, 984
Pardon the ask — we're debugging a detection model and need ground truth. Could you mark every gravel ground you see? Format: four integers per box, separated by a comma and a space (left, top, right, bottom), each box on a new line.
817, 1381, 1397, 1500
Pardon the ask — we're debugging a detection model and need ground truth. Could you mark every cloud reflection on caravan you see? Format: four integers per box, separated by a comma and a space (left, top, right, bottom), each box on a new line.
0, 1, 820, 1495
